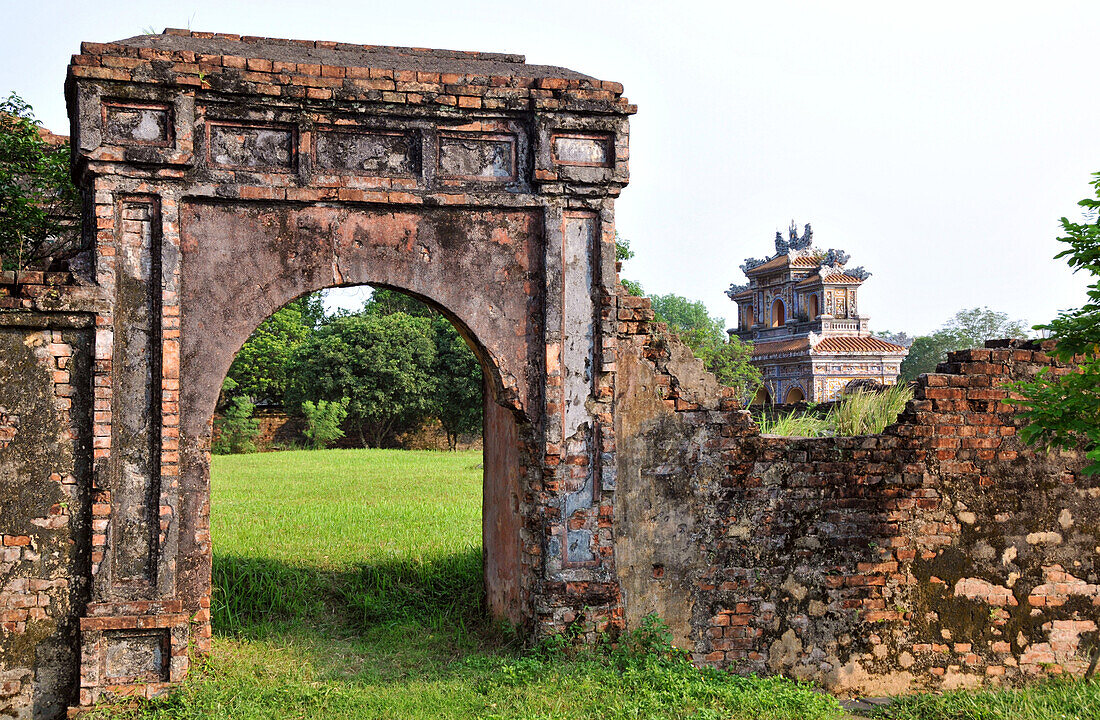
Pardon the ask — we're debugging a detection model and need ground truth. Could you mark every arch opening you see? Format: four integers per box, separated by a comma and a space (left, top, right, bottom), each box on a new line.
175, 201, 545, 655
207, 282, 526, 655
784, 386, 805, 404
771, 299, 786, 327
807, 293, 819, 320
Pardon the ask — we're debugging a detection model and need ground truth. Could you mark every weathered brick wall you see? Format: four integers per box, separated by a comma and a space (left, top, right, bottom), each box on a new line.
614, 289, 1096, 694
0, 275, 99, 718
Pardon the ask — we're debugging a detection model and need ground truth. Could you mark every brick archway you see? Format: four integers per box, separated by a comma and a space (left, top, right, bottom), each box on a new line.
62, 29, 633, 707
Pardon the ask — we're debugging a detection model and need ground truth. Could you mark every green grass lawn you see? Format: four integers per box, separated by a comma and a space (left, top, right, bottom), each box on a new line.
93, 448, 1099, 720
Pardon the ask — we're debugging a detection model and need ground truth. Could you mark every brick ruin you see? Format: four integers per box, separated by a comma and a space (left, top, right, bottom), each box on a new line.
0, 30, 1095, 718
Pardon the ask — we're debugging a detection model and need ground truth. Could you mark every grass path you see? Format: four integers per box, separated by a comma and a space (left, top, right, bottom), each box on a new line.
92, 448, 1098, 719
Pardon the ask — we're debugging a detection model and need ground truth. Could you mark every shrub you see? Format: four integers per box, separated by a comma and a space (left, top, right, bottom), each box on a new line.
300, 398, 348, 450
212, 397, 260, 454
0, 93, 81, 270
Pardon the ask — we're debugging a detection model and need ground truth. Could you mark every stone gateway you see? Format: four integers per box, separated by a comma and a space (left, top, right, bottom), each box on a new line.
0, 30, 1096, 718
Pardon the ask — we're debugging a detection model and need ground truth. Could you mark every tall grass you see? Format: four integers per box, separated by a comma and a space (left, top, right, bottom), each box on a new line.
829, 383, 914, 436
758, 384, 914, 438
758, 409, 831, 437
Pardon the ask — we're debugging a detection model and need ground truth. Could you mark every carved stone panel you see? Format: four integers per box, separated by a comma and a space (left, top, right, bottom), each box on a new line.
553, 133, 612, 167
112, 198, 161, 589
314, 128, 419, 176
208, 122, 295, 171
102, 102, 173, 147
103, 630, 169, 683
438, 132, 516, 181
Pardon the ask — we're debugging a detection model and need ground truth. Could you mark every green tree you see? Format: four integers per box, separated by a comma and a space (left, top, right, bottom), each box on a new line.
363, 287, 484, 448
300, 398, 349, 450
431, 317, 484, 450
0, 93, 81, 270
285, 312, 438, 447
648, 293, 761, 403
224, 293, 324, 405
899, 331, 960, 382
649, 293, 725, 341
363, 286, 435, 318
1015, 172, 1100, 474
943, 306, 1029, 346
899, 307, 1029, 381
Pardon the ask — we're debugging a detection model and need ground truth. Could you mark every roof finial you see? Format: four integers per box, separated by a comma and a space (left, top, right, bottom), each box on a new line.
774, 230, 789, 255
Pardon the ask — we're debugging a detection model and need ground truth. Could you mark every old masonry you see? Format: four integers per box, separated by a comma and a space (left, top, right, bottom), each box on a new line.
0, 30, 1096, 718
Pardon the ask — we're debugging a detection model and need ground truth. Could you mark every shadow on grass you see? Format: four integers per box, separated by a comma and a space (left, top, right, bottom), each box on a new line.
211, 547, 488, 641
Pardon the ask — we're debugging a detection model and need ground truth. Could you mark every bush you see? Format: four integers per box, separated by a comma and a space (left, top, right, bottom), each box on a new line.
212, 397, 260, 454
300, 398, 348, 450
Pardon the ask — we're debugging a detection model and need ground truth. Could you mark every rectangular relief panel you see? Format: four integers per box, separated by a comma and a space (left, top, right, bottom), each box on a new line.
207, 121, 296, 171
112, 198, 162, 587
438, 132, 516, 181
102, 101, 173, 147
552, 133, 612, 167
103, 629, 169, 683
314, 128, 420, 176
561, 211, 599, 566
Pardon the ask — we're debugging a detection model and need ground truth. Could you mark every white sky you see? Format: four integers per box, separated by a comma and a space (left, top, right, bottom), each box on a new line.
5, 0, 1098, 334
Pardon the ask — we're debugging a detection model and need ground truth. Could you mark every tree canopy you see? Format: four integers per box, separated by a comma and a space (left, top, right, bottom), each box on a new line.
1015, 172, 1100, 474
223, 293, 324, 406
899, 307, 1029, 381
647, 293, 761, 403
285, 311, 439, 448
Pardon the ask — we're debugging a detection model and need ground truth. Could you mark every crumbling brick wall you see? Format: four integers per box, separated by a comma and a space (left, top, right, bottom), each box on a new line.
0, 273, 98, 718
614, 289, 1097, 694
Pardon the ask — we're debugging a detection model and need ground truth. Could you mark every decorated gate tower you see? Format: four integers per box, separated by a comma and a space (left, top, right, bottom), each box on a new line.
727, 222, 908, 404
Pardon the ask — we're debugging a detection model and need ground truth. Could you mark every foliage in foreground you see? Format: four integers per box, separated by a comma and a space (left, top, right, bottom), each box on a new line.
0, 93, 81, 270
873, 677, 1100, 720
1012, 171, 1100, 475
758, 384, 914, 437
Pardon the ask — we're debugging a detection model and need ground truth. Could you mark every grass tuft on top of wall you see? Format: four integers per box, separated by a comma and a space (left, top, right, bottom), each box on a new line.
758, 384, 914, 438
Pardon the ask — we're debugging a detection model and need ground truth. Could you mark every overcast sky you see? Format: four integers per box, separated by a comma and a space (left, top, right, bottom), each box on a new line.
5, 1, 1098, 334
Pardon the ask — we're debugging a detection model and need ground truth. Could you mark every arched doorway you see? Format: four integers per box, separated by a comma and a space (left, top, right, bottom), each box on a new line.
208, 284, 508, 667
751, 386, 772, 406
784, 386, 805, 404
807, 294, 819, 320
744, 305, 755, 329
771, 299, 786, 327
181, 204, 535, 640
67, 29, 632, 706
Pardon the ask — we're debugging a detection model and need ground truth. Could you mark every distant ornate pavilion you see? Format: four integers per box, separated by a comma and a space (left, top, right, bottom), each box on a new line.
727, 223, 908, 404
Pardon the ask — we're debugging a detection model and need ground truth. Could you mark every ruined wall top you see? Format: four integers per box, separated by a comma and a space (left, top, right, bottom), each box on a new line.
67, 29, 634, 115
